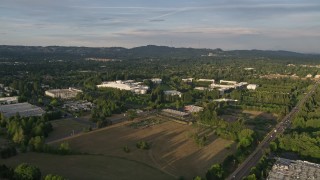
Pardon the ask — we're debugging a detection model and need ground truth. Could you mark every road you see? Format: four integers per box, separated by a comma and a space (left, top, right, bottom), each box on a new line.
227, 81, 320, 180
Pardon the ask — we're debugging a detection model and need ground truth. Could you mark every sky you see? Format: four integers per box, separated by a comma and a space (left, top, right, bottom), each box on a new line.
0, 0, 320, 53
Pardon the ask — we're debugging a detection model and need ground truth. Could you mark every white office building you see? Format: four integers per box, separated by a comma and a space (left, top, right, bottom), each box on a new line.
247, 84, 259, 90
97, 80, 149, 94
219, 80, 238, 85
0, 96, 19, 105
164, 90, 182, 97
150, 78, 162, 84
198, 79, 215, 83
45, 88, 82, 99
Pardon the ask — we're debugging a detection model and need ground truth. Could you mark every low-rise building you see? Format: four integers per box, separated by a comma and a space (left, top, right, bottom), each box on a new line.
198, 79, 215, 83
306, 74, 313, 78
182, 78, 194, 82
213, 98, 238, 102
164, 90, 182, 97
0, 96, 18, 105
291, 74, 299, 79
244, 68, 255, 70
218, 88, 230, 95
4, 86, 16, 93
267, 158, 320, 180
184, 105, 203, 113
162, 109, 190, 118
194, 87, 207, 91
97, 80, 149, 94
62, 100, 93, 112
208, 52, 215, 56
220, 80, 237, 85
45, 88, 82, 99
315, 74, 320, 79
150, 78, 162, 84
287, 64, 296, 67
211, 81, 248, 92
210, 84, 235, 89
247, 84, 259, 90
0, 102, 45, 118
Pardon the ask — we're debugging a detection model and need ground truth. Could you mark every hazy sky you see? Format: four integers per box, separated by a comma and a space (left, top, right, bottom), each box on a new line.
1, 0, 320, 52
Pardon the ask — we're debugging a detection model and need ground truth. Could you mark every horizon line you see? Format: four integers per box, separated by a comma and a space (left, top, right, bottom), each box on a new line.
0, 44, 319, 55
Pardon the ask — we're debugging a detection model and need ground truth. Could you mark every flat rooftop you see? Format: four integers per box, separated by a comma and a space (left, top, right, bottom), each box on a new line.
162, 109, 190, 116
267, 158, 320, 180
0, 102, 45, 118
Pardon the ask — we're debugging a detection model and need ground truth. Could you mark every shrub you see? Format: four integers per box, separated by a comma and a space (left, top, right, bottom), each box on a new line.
123, 146, 130, 153
44, 174, 67, 180
136, 141, 150, 150
14, 163, 41, 180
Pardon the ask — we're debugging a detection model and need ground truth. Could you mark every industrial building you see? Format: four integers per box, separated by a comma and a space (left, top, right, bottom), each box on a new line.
0, 96, 18, 105
45, 88, 82, 99
97, 80, 149, 94
164, 90, 182, 97
267, 158, 320, 180
0, 102, 45, 118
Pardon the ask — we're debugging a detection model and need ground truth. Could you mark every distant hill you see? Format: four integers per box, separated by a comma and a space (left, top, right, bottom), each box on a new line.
128, 45, 219, 58
0, 45, 127, 59
0, 45, 318, 61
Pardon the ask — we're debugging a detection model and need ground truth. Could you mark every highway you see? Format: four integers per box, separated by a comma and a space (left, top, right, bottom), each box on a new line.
227, 80, 320, 180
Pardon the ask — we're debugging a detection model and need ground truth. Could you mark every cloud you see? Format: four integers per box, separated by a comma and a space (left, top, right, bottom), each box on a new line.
1, 0, 320, 52
149, 19, 165, 22
114, 27, 260, 37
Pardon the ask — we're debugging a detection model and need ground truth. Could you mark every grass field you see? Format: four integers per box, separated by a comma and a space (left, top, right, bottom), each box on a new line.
46, 118, 92, 142
2, 152, 174, 180
3, 116, 235, 179
50, 118, 236, 179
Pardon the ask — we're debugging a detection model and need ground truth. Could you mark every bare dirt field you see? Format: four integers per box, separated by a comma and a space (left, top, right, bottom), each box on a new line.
2, 152, 173, 180
51, 117, 236, 179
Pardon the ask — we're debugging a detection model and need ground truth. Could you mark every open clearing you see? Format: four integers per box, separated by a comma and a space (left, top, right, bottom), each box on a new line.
46, 118, 91, 142
220, 109, 278, 139
220, 109, 277, 122
2, 152, 173, 180
51, 117, 236, 179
